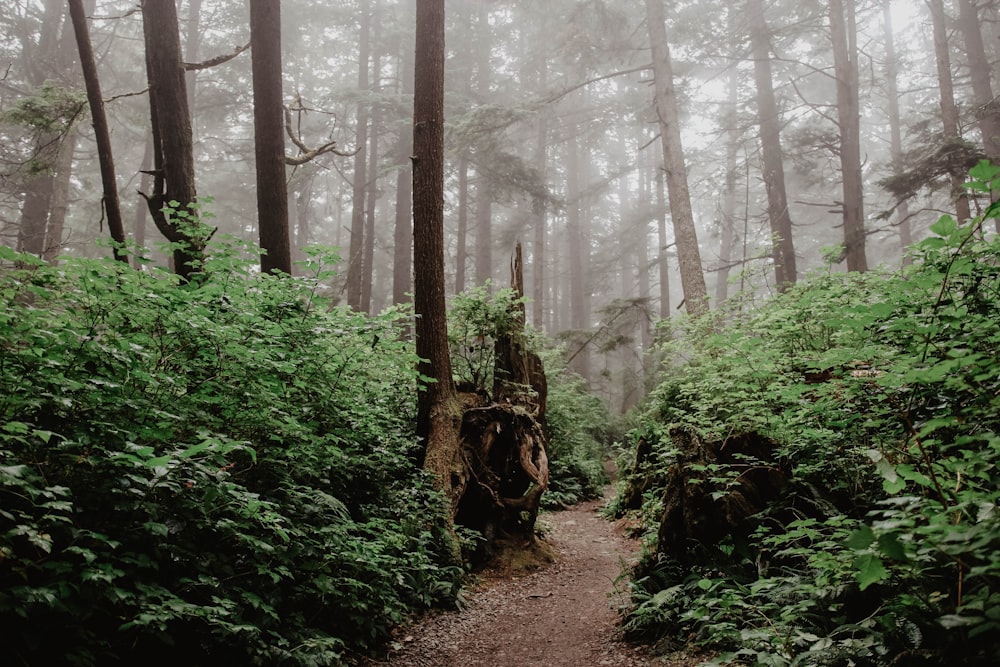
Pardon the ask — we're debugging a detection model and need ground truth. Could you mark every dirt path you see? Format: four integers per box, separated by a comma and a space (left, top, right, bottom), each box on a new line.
365, 490, 699, 667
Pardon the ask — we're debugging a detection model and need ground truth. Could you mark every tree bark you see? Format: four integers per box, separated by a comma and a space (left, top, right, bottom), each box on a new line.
644, 0, 708, 315
882, 0, 912, 263
250, 0, 291, 275
655, 160, 670, 318
955, 0, 1000, 232
362, 8, 382, 313
566, 130, 590, 378
455, 157, 470, 293
69, 0, 127, 263
748, 0, 796, 290
414, 0, 462, 515
829, 0, 867, 273
347, 2, 371, 308
473, 2, 493, 288
141, 0, 208, 281
392, 0, 415, 306
43, 131, 77, 264
531, 96, 548, 330
926, 0, 972, 224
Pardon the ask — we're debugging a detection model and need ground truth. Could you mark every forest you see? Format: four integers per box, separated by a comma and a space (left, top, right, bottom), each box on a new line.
1, 0, 999, 665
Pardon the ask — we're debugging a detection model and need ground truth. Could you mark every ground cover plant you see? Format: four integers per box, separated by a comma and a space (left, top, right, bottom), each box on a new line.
616, 165, 1000, 666
0, 242, 464, 666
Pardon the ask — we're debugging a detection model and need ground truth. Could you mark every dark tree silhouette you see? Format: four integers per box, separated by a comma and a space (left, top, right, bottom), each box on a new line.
250, 0, 292, 275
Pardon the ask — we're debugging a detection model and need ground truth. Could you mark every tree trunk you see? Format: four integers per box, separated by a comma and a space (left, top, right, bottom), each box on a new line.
362, 10, 382, 313
69, 0, 128, 263
531, 108, 548, 330
882, 0, 912, 264
184, 0, 204, 140
927, 0, 972, 224
133, 133, 154, 268
829, 0, 867, 273
748, 0, 795, 290
43, 131, 77, 264
655, 160, 670, 318
473, 2, 493, 288
347, 2, 371, 308
955, 0, 1000, 232
414, 0, 463, 516
250, 0, 291, 275
392, 0, 415, 306
644, 0, 708, 315
474, 176, 492, 287
567, 130, 589, 378
717, 7, 741, 305
141, 0, 208, 281
455, 157, 470, 293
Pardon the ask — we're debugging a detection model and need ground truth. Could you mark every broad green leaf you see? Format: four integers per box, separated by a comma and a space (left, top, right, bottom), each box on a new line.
847, 525, 876, 550
928, 215, 957, 238
854, 553, 889, 590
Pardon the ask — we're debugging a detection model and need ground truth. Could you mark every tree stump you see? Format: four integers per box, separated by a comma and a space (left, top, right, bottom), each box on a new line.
452, 243, 550, 561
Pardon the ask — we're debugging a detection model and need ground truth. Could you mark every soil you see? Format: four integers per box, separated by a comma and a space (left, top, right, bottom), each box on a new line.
364, 488, 704, 667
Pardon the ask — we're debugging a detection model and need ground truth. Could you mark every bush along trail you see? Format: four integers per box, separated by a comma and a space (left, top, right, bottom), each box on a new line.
611, 164, 1000, 666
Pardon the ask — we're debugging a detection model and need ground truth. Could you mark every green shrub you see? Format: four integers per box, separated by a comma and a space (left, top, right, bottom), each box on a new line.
0, 243, 462, 666
619, 164, 1000, 666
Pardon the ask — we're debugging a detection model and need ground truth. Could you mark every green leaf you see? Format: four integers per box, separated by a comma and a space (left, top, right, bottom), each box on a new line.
854, 553, 889, 590
928, 215, 957, 238
847, 525, 876, 550
145, 455, 171, 468
967, 159, 1000, 184
877, 532, 908, 561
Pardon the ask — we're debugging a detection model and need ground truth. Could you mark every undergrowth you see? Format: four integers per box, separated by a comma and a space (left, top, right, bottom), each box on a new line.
0, 242, 463, 666
616, 163, 1000, 666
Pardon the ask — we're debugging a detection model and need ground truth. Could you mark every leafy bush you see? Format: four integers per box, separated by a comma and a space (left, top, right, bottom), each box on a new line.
0, 243, 462, 666
619, 164, 1000, 666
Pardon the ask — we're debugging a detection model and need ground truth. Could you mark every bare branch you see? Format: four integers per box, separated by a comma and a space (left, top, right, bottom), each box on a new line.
184, 42, 250, 71
283, 102, 355, 165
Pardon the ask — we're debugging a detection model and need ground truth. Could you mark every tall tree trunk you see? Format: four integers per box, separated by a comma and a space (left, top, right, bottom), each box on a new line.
474, 176, 492, 287
362, 9, 382, 313
956, 0, 1000, 163
829, 0, 867, 273
184, 0, 203, 140
956, 0, 1000, 232
655, 160, 670, 318
882, 0, 912, 263
17, 0, 80, 260
644, 0, 708, 315
927, 0, 972, 224
250, 0, 291, 275
717, 7, 741, 305
531, 125, 547, 329
69, 0, 127, 263
414, 0, 462, 514
44, 131, 78, 263
455, 158, 469, 293
567, 130, 589, 379
473, 2, 492, 288
347, 3, 371, 308
141, 0, 208, 281
133, 133, 154, 268
748, 0, 796, 290
530, 46, 548, 330
392, 0, 415, 305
